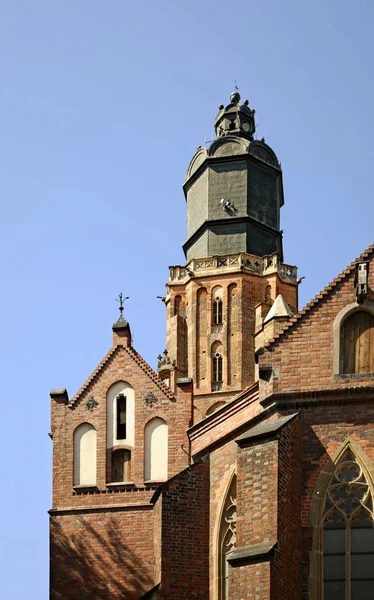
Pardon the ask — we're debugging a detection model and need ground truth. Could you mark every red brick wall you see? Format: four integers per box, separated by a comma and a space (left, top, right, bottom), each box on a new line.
50, 508, 155, 600
51, 344, 191, 509
209, 439, 238, 599
272, 418, 302, 600
50, 339, 192, 599
259, 256, 374, 396
156, 462, 210, 599
167, 269, 297, 419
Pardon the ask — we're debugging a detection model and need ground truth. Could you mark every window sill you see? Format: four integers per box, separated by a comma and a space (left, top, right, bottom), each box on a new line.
144, 479, 167, 486
106, 481, 136, 488
73, 484, 98, 495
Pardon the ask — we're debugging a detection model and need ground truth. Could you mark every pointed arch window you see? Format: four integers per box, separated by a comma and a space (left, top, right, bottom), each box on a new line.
212, 286, 223, 326
216, 473, 237, 600
322, 449, 374, 599
213, 298, 223, 325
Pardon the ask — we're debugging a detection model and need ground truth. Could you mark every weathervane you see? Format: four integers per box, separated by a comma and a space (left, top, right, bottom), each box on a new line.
115, 293, 129, 322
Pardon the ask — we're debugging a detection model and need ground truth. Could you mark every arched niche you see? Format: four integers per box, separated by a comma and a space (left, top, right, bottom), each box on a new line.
333, 301, 374, 375
107, 381, 135, 449
73, 423, 97, 486
213, 470, 237, 600
144, 417, 168, 482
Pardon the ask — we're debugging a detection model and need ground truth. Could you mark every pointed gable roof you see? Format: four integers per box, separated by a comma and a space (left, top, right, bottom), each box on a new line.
264, 242, 374, 349
69, 344, 175, 410
264, 294, 294, 323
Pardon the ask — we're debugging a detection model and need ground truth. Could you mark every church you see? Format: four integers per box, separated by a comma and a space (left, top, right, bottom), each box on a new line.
49, 90, 374, 600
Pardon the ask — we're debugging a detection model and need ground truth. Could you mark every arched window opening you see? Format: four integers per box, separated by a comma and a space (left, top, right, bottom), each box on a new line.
213, 298, 223, 325
212, 286, 224, 326
322, 449, 374, 599
212, 353, 223, 390
144, 418, 168, 482
73, 423, 97, 486
341, 311, 374, 374
111, 449, 131, 483
107, 381, 135, 448
217, 474, 237, 600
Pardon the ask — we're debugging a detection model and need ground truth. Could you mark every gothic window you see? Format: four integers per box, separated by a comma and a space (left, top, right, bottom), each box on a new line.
322, 450, 374, 599
73, 423, 97, 486
116, 394, 127, 440
217, 473, 237, 600
341, 311, 374, 374
212, 286, 223, 325
211, 341, 223, 391
111, 449, 131, 483
144, 417, 168, 482
213, 298, 223, 325
213, 353, 223, 384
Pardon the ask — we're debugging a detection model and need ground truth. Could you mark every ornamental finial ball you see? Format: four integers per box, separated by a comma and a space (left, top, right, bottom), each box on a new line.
230, 91, 240, 105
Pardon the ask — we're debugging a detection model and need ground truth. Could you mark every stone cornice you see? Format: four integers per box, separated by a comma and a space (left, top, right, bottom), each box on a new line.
261, 386, 374, 410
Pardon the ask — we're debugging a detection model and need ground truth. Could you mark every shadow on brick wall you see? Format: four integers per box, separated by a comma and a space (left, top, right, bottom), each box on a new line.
50, 516, 154, 600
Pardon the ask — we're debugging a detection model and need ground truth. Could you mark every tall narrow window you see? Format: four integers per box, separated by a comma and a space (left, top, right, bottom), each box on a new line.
213, 353, 223, 383
116, 394, 127, 440
341, 311, 374, 374
111, 449, 131, 483
322, 449, 374, 599
217, 473, 237, 600
213, 297, 223, 325
212, 286, 224, 326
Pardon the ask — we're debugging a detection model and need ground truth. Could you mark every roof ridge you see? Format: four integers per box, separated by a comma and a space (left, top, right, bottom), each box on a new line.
70, 346, 120, 409
263, 242, 374, 349
69, 344, 175, 410
124, 346, 175, 399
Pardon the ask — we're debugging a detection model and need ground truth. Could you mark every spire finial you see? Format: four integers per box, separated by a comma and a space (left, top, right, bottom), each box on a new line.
230, 82, 240, 106
115, 293, 129, 323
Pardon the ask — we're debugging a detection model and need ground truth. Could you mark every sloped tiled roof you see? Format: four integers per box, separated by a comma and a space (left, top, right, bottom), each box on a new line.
264, 242, 374, 349
70, 344, 175, 409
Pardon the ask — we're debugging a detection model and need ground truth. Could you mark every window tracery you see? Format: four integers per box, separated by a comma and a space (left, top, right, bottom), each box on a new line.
322, 449, 374, 599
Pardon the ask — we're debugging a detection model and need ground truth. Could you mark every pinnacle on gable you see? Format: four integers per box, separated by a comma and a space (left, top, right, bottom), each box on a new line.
264, 294, 294, 324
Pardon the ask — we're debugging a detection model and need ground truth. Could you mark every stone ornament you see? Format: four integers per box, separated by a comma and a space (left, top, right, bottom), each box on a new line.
85, 396, 98, 412
144, 391, 158, 407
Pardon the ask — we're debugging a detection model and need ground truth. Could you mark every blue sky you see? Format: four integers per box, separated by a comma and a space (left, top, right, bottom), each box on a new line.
1, 1, 373, 597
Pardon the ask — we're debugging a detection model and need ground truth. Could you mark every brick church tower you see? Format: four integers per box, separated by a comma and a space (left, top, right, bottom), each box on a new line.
161, 89, 298, 418
50, 92, 374, 600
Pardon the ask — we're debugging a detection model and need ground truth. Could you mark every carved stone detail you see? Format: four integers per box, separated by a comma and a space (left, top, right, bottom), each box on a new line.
85, 396, 98, 412
144, 391, 158, 407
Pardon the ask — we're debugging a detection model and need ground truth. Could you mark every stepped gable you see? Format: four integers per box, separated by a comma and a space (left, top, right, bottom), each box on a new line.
263, 242, 374, 349
69, 344, 175, 410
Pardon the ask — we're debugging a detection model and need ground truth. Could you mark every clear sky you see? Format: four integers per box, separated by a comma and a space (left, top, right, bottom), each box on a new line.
1, 1, 373, 597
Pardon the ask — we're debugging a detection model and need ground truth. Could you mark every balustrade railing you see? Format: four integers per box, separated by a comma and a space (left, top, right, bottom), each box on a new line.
169, 252, 297, 282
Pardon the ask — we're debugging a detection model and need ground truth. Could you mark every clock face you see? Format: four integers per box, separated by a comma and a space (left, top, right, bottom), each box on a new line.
243, 122, 250, 133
